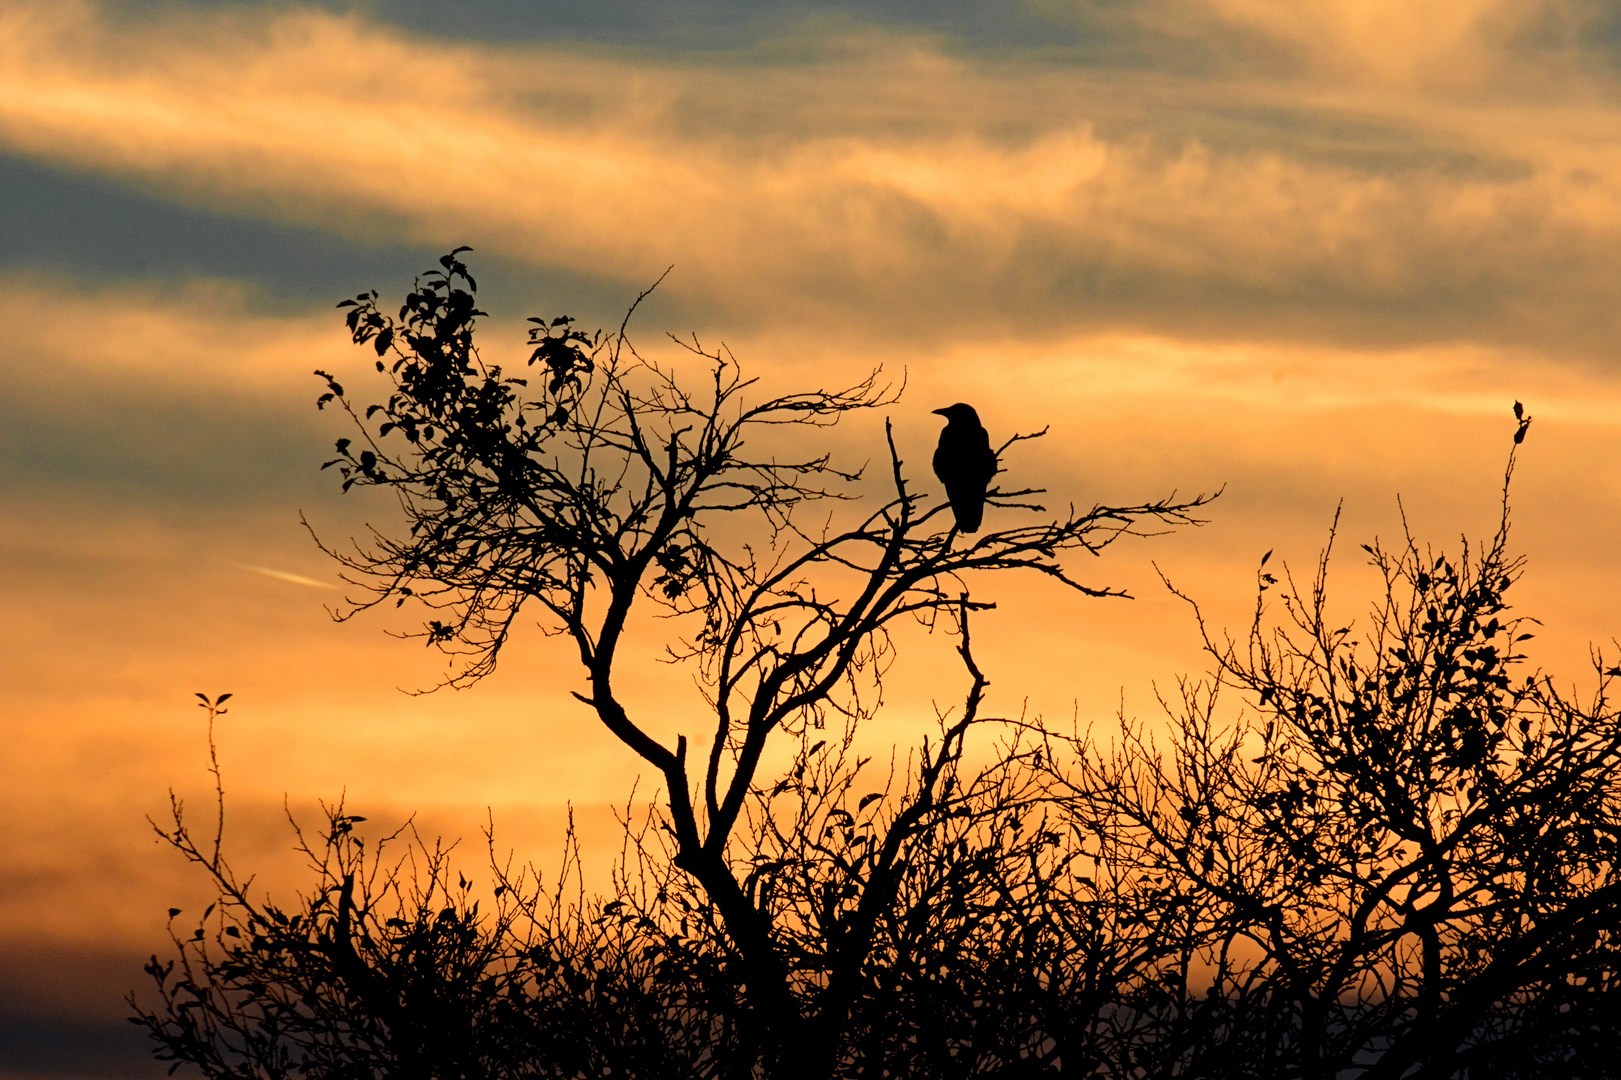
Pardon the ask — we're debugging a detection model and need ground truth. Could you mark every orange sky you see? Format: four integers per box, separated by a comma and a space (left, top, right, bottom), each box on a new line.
5, 1, 1621, 1073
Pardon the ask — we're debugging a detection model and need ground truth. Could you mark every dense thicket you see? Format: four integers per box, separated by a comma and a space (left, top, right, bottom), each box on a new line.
133, 255, 1621, 1079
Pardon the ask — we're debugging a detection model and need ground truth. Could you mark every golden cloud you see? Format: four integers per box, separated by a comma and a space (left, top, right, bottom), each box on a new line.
2, 1, 1621, 352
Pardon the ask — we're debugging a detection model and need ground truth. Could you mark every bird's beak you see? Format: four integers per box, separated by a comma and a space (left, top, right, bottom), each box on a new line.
931, 408, 950, 416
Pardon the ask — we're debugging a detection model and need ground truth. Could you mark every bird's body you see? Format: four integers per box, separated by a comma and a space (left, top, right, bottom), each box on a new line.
932, 403, 998, 533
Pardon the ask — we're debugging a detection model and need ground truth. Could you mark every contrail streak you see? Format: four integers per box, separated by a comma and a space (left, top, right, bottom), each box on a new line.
233, 562, 337, 590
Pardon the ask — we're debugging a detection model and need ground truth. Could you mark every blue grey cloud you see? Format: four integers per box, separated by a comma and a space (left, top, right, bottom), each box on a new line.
0, 942, 166, 1080
112, 0, 1087, 50
0, 153, 429, 306
0, 362, 332, 511
0, 152, 639, 320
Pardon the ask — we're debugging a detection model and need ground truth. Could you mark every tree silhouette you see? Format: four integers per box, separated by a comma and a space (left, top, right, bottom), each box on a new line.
241, 249, 1210, 1077
133, 255, 1621, 1079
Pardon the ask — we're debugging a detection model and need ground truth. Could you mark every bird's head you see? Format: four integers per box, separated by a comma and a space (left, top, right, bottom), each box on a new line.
931, 403, 980, 424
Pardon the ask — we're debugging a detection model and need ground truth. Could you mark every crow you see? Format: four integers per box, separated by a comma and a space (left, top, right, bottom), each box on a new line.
932, 403, 998, 533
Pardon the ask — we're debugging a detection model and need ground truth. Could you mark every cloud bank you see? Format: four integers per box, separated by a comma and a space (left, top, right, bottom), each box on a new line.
3, 0, 1621, 353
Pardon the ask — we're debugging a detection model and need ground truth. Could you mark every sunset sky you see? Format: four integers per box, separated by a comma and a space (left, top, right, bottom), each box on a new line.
7, 0, 1621, 1074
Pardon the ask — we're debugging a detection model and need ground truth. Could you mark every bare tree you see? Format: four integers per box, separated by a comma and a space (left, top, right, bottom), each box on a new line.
296, 250, 1214, 1076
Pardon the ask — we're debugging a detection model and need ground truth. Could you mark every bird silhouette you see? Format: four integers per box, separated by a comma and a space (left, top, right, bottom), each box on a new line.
932, 403, 998, 533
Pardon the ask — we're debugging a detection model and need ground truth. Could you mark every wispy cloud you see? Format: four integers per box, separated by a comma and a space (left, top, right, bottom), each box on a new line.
231, 562, 336, 590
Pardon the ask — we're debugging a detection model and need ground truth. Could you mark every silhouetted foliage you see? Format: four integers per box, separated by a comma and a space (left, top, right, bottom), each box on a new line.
133, 706, 744, 1080
1049, 447, 1621, 1079
134, 255, 1621, 1079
